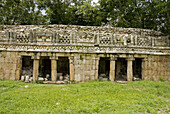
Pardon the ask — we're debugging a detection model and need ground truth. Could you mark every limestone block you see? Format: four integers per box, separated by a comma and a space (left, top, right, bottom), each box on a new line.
89, 70, 95, 76
21, 76, 25, 81
90, 75, 95, 80
0, 57, 4, 62
3, 70, 11, 80
92, 64, 95, 70
75, 74, 81, 82
38, 77, 44, 81
80, 72, 84, 82
8, 64, 17, 70
6, 52, 10, 57
29, 77, 33, 82
0, 73, 4, 80
86, 60, 90, 65
25, 75, 30, 81
59, 76, 63, 81
85, 76, 90, 81
92, 59, 96, 65
85, 65, 91, 71
46, 74, 50, 79
44, 78, 48, 81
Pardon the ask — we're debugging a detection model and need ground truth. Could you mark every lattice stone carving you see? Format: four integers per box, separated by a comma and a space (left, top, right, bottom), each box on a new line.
57, 30, 71, 44
58, 35, 70, 44
17, 34, 29, 43
137, 37, 151, 46
100, 33, 112, 45
100, 37, 111, 45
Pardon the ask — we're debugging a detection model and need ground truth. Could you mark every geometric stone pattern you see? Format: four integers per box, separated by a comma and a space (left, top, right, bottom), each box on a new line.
0, 25, 170, 82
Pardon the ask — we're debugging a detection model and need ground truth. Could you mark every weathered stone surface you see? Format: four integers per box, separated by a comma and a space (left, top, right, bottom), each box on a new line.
0, 25, 169, 82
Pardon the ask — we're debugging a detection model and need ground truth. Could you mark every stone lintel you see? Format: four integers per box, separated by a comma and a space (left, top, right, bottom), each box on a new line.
110, 55, 117, 61
142, 57, 148, 62
49, 56, 58, 60
126, 57, 135, 61
94, 56, 100, 60
31, 55, 40, 60
69, 56, 74, 64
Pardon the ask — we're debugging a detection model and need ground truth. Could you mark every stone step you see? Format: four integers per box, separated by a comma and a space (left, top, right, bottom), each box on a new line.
43, 81, 70, 84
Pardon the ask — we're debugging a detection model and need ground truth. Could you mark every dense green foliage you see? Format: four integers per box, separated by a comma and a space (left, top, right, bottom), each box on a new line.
0, 80, 170, 113
0, 0, 169, 34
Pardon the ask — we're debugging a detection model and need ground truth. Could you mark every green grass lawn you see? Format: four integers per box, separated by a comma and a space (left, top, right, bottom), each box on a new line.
0, 80, 169, 114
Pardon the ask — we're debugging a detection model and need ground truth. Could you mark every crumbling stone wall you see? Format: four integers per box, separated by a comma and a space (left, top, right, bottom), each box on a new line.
0, 51, 170, 81
143, 55, 170, 81
73, 54, 97, 82
0, 25, 169, 82
0, 51, 19, 80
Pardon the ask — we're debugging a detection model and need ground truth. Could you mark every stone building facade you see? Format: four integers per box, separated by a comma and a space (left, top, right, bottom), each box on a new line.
0, 25, 169, 82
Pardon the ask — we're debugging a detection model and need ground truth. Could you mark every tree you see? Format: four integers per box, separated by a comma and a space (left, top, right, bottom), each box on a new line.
98, 0, 169, 35
0, 0, 46, 25
0, 0, 169, 35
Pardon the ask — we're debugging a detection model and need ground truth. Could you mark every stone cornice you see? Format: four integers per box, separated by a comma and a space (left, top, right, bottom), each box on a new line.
0, 43, 169, 55
0, 25, 169, 55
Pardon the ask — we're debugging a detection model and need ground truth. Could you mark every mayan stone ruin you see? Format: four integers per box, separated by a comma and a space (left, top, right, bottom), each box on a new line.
0, 25, 169, 83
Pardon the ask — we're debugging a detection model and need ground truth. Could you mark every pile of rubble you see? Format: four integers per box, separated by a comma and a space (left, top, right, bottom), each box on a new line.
21, 67, 33, 82
57, 73, 69, 81
21, 75, 33, 82
20, 71, 70, 83
99, 74, 109, 81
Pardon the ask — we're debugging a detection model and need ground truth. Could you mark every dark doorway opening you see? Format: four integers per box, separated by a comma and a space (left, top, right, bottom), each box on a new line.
57, 57, 69, 81
98, 57, 110, 80
115, 58, 127, 81
133, 58, 142, 80
39, 56, 51, 79
21, 56, 33, 80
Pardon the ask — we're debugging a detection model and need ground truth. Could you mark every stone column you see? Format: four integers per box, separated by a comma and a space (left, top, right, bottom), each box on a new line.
126, 57, 135, 81
69, 56, 74, 81
50, 56, 58, 81
109, 56, 117, 81
32, 55, 40, 82
15, 56, 22, 80
95, 57, 100, 79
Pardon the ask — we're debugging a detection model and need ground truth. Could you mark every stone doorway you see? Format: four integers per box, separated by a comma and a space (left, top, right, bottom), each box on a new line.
21, 56, 33, 81
115, 58, 127, 81
57, 57, 69, 81
39, 56, 51, 79
98, 57, 110, 80
133, 58, 142, 80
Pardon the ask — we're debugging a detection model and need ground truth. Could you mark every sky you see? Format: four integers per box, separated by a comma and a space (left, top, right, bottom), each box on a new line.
92, 0, 99, 3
